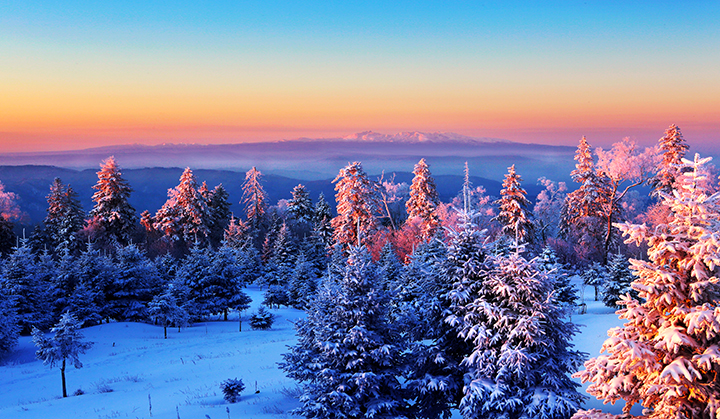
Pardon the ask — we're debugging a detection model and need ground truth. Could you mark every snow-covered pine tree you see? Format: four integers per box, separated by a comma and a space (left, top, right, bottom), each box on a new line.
32, 312, 93, 398
74, 244, 117, 323
538, 245, 577, 309
576, 154, 720, 419
148, 285, 189, 338
650, 124, 689, 198
88, 156, 137, 247
241, 166, 269, 239
210, 244, 252, 321
172, 244, 213, 320
405, 211, 484, 419
331, 162, 380, 249
313, 192, 334, 248
153, 168, 211, 246
534, 178, 568, 243
45, 178, 85, 254
223, 216, 250, 249
287, 252, 318, 310
280, 245, 407, 419
1, 242, 53, 332
453, 250, 585, 419
376, 241, 403, 294
581, 262, 606, 302
493, 164, 534, 244
207, 184, 232, 247
601, 252, 636, 309
0, 285, 19, 355
559, 137, 610, 264
406, 158, 440, 241
288, 184, 314, 228
108, 244, 161, 321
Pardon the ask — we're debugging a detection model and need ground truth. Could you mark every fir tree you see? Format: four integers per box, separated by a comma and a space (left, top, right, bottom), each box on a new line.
88, 156, 137, 246
331, 162, 380, 249
153, 168, 211, 246
223, 216, 250, 249
45, 178, 85, 254
376, 242, 403, 294
453, 251, 585, 419
32, 312, 93, 398
650, 124, 689, 197
313, 192, 334, 248
207, 184, 232, 247
493, 164, 534, 244
287, 252, 318, 310
148, 286, 189, 339
288, 184, 314, 228
0, 285, 19, 355
108, 244, 160, 321
75, 244, 117, 323
241, 166, 268, 239
406, 158, 440, 241
601, 253, 636, 309
0, 215, 14, 256
538, 246, 577, 309
1, 242, 52, 332
280, 246, 407, 419
576, 154, 720, 419
581, 262, 606, 302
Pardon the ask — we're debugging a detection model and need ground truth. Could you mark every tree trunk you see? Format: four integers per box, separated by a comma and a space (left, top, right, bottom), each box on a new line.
164, 324, 167, 339
239, 316, 242, 332
224, 309, 228, 321
61, 359, 67, 397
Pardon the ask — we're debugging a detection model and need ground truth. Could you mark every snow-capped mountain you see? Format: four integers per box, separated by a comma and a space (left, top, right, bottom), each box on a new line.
337, 131, 508, 144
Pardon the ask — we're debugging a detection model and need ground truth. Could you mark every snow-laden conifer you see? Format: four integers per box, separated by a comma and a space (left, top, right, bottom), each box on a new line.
108, 244, 160, 321
406, 158, 440, 241
493, 165, 534, 244
650, 124, 689, 197
281, 245, 407, 419
45, 178, 85, 254
288, 184, 314, 226
0, 285, 19, 355
538, 245, 577, 309
331, 162, 380, 249
88, 156, 137, 246
153, 168, 211, 244
148, 286, 189, 339
451, 248, 585, 419
32, 312, 93, 398
1, 242, 53, 332
601, 253, 636, 309
287, 252, 318, 310
576, 154, 720, 419
241, 166, 268, 236
313, 192, 334, 247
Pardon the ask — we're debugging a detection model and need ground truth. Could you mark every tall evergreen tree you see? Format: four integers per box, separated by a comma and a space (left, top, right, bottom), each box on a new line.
406, 158, 440, 241
280, 246, 407, 419
108, 244, 161, 321
45, 178, 85, 254
241, 166, 268, 238
0, 285, 19, 355
88, 156, 137, 246
577, 154, 720, 419
601, 253, 636, 309
207, 184, 232, 247
650, 124, 689, 197
493, 165, 534, 244
154, 168, 211, 246
288, 184, 314, 227
452, 251, 584, 419
313, 192, 334, 247
331, 162, 380, 249
1, 242, 53, 332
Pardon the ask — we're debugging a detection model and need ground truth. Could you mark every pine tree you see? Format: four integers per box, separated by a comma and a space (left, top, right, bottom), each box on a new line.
559, 138, 610, 263
287, 252, 318, 310
207, 184, 232, 247
148, 286, 189, 339
75, 244, 117, 324
601, 253, 636, 309
313, 192, 334, 248
1, 242, 53, 332
108, 244, 160, 321
406, 158, 440, 241
0, 285, 19, 355
88, 156, 137, 246
376, 242, 403, 294
241, 166, 268, 238
538, 246, 577, 309
280, 245, 407, 419
223, 216, 250, 249
153, 168, 211, 245
288, 184, 314, 227
650, 124, 689, 197
576, 154, 720, 419
32, 312, 93, 398
331, 162, 380, 249
453, 251, 585, 419
581, 262, 606, 302
45, 178, 85, 254
493, 165, 534, 244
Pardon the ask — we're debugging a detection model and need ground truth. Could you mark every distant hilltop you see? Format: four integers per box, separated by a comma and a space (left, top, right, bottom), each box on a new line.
288, 131, 510, 144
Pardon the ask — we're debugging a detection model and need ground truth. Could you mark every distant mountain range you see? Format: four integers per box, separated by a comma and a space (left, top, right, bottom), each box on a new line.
0, 131, 577, 184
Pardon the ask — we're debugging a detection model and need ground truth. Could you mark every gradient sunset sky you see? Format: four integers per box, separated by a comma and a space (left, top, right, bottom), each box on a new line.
1, 1, 718, 152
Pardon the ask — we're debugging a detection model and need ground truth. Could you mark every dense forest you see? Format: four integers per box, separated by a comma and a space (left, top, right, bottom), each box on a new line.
1, 124, 719, 419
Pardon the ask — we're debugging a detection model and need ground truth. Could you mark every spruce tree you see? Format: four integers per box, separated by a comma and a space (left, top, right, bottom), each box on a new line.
576, 154, 720, 419
601, 253, 636, 309
538, 246, 577, 309
45, 178, 85, 254
287, 252, 318, 310
288, 184, 314, 228
280, 246, 407, 419
331, 162, 380, 249
241, 166, 268, 239
313, 192, 334, 247
406, 158, 440, 241
32, 312, 93, 398
650, 124, 689, 197
493, 164, 534, 244
88, 156, 137, 246
108, 244, 160, 321
154, 168, 211, 246
148, 286, 189, 339
0, 285, 19, 355
207, 184, 232, 247
1, 242, 52, 332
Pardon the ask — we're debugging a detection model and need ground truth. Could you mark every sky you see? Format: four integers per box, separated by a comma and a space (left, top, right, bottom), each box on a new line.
1, 1, 719, 152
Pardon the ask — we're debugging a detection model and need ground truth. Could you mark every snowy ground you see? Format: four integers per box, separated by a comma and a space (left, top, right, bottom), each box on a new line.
1, 283, 641, 419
